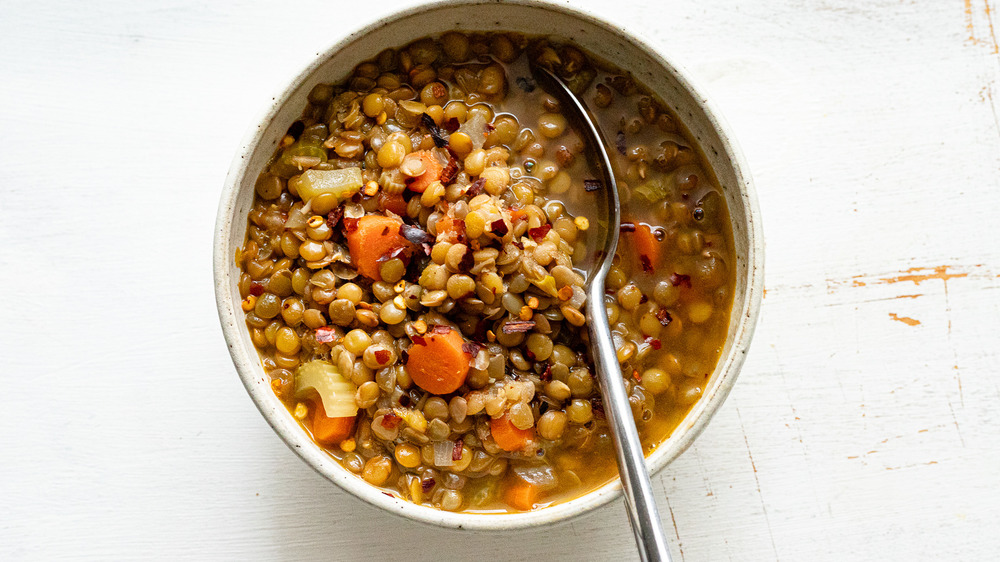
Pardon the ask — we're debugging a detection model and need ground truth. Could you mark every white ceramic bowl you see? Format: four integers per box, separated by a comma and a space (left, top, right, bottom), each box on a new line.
214, 0, 763, 531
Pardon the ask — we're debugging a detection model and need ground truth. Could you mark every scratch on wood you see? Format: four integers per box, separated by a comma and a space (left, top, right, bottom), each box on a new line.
888, 312, 921, 326
885, 461, 939, 471
666, 499, 686, 562
948, 400, 966, 448
737, 408, 780, 561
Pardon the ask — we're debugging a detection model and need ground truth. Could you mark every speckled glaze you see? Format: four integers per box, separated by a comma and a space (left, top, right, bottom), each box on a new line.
213, 0, 763, 531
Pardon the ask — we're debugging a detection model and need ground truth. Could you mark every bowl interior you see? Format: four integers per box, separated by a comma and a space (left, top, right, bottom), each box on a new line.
215, 0, 762, 530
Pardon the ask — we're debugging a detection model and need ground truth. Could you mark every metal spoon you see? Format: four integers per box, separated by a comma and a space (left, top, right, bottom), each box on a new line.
529, 63, 672, 562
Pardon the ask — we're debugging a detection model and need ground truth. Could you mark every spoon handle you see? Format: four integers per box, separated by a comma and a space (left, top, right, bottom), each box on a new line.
585, 281, 672, 562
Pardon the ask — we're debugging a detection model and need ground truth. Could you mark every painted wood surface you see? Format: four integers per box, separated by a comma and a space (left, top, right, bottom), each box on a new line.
1, 0, 998, 560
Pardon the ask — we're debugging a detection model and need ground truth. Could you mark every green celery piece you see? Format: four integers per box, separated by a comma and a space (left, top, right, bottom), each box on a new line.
294, 360, 358, 418
295, 168, 364, 204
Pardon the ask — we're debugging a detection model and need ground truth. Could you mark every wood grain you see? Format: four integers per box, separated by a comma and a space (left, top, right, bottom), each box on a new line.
1, 0, 998, 560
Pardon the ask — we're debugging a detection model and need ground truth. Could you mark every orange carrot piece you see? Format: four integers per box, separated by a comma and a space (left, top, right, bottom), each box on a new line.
435, 214, 465, 243
312, 405, 356, 445
405, 327, 471, 394
344, 215, 413, 281
406, 150, 443, 193
631, 223, 662, 273
490, 414, 535, 452
504, 480, 540, 511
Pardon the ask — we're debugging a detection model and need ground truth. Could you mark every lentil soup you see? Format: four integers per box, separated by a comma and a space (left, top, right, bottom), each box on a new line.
235, 32, 735, 513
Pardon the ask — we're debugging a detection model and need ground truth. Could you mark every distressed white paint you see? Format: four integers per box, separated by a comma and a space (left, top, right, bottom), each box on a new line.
1, 0, 998, 560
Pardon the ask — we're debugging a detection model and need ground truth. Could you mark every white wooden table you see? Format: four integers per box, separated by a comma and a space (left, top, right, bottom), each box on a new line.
2, 1, 998, 560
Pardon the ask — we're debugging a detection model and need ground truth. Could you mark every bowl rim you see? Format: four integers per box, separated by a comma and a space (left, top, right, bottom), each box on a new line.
214, 0, 764, 531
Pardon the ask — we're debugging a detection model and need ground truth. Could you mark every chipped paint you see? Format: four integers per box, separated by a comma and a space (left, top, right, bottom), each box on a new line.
889, 313, 921, 326
965, 0, 1000, 53
851, 265, 970, 287
826, 264, 991, 295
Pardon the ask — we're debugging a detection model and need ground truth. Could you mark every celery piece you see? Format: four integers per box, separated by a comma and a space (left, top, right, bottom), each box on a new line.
294, 360, 358, 418
633, 175, 671, 203
270, 140, 328, 178
295, 168, 364, 204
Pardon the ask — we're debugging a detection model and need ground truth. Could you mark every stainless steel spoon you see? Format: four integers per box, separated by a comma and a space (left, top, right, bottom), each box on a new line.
529, 63, 672, 562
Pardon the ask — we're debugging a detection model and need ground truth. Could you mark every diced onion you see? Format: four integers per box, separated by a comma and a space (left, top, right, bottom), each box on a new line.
434, 440, 456, 467
284, 200, 313, 229
472, 350, 490, 371
512, 465, 559, 491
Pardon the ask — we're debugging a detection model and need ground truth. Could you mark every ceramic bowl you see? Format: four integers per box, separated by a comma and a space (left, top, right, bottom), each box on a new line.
214, 0, 763, 530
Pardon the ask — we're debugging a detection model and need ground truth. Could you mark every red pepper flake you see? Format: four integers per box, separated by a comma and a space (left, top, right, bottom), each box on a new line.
411, 334, 427, 346
485, 122, 496, 133
591, 396, 605, 419
583, 179, 603, 192
249, 283, 265, 297
322, 206, 342, 230
632, 369, 641, 381
452, 439, 464, 461
380, 413, 401, 429
540, 362, 553, 382
646, 337, 662, 350
528, 223, 551, 240
457, 246, 474, 272
342, 216, 360, 233
501, 320, 536, 334
461, 341, 481, 357
376, 244, 412, 268
374, 349, 390, 364
400, 223, 434, 248
639, 254, 653, 274
398, 393, 411, 407
443, 117, 461, 133
421, 477, 436, 492
315, 326, 336, 343
669, 273, 692, 288
619, 222, 636, 233
421, 112, 449, 148
490, 218, 509, 237
526, 350, 536, 361
466, 178, 486, 197
656, 308, 673, 326
472, 319, 489, 344
440, 154, 459, 184
431, 324, 452, 335
381, 226, 390, 236
615, 131, 626, 155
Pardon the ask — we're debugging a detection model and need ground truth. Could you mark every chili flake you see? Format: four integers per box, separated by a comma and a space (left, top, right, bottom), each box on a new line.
315, 326, 336, 343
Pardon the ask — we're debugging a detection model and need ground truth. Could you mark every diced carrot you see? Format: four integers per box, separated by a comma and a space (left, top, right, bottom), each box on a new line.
507, 207, 527, 223
344, 215, 414, 281
406, 150, 443, 193
435, 214, 465, 243
378, 191, 408, 216
503, 480, 540, 511
405, 327, 471, 394
630, 222, 662, 273
312, 404, 356, 445
490, 414, 535, 452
